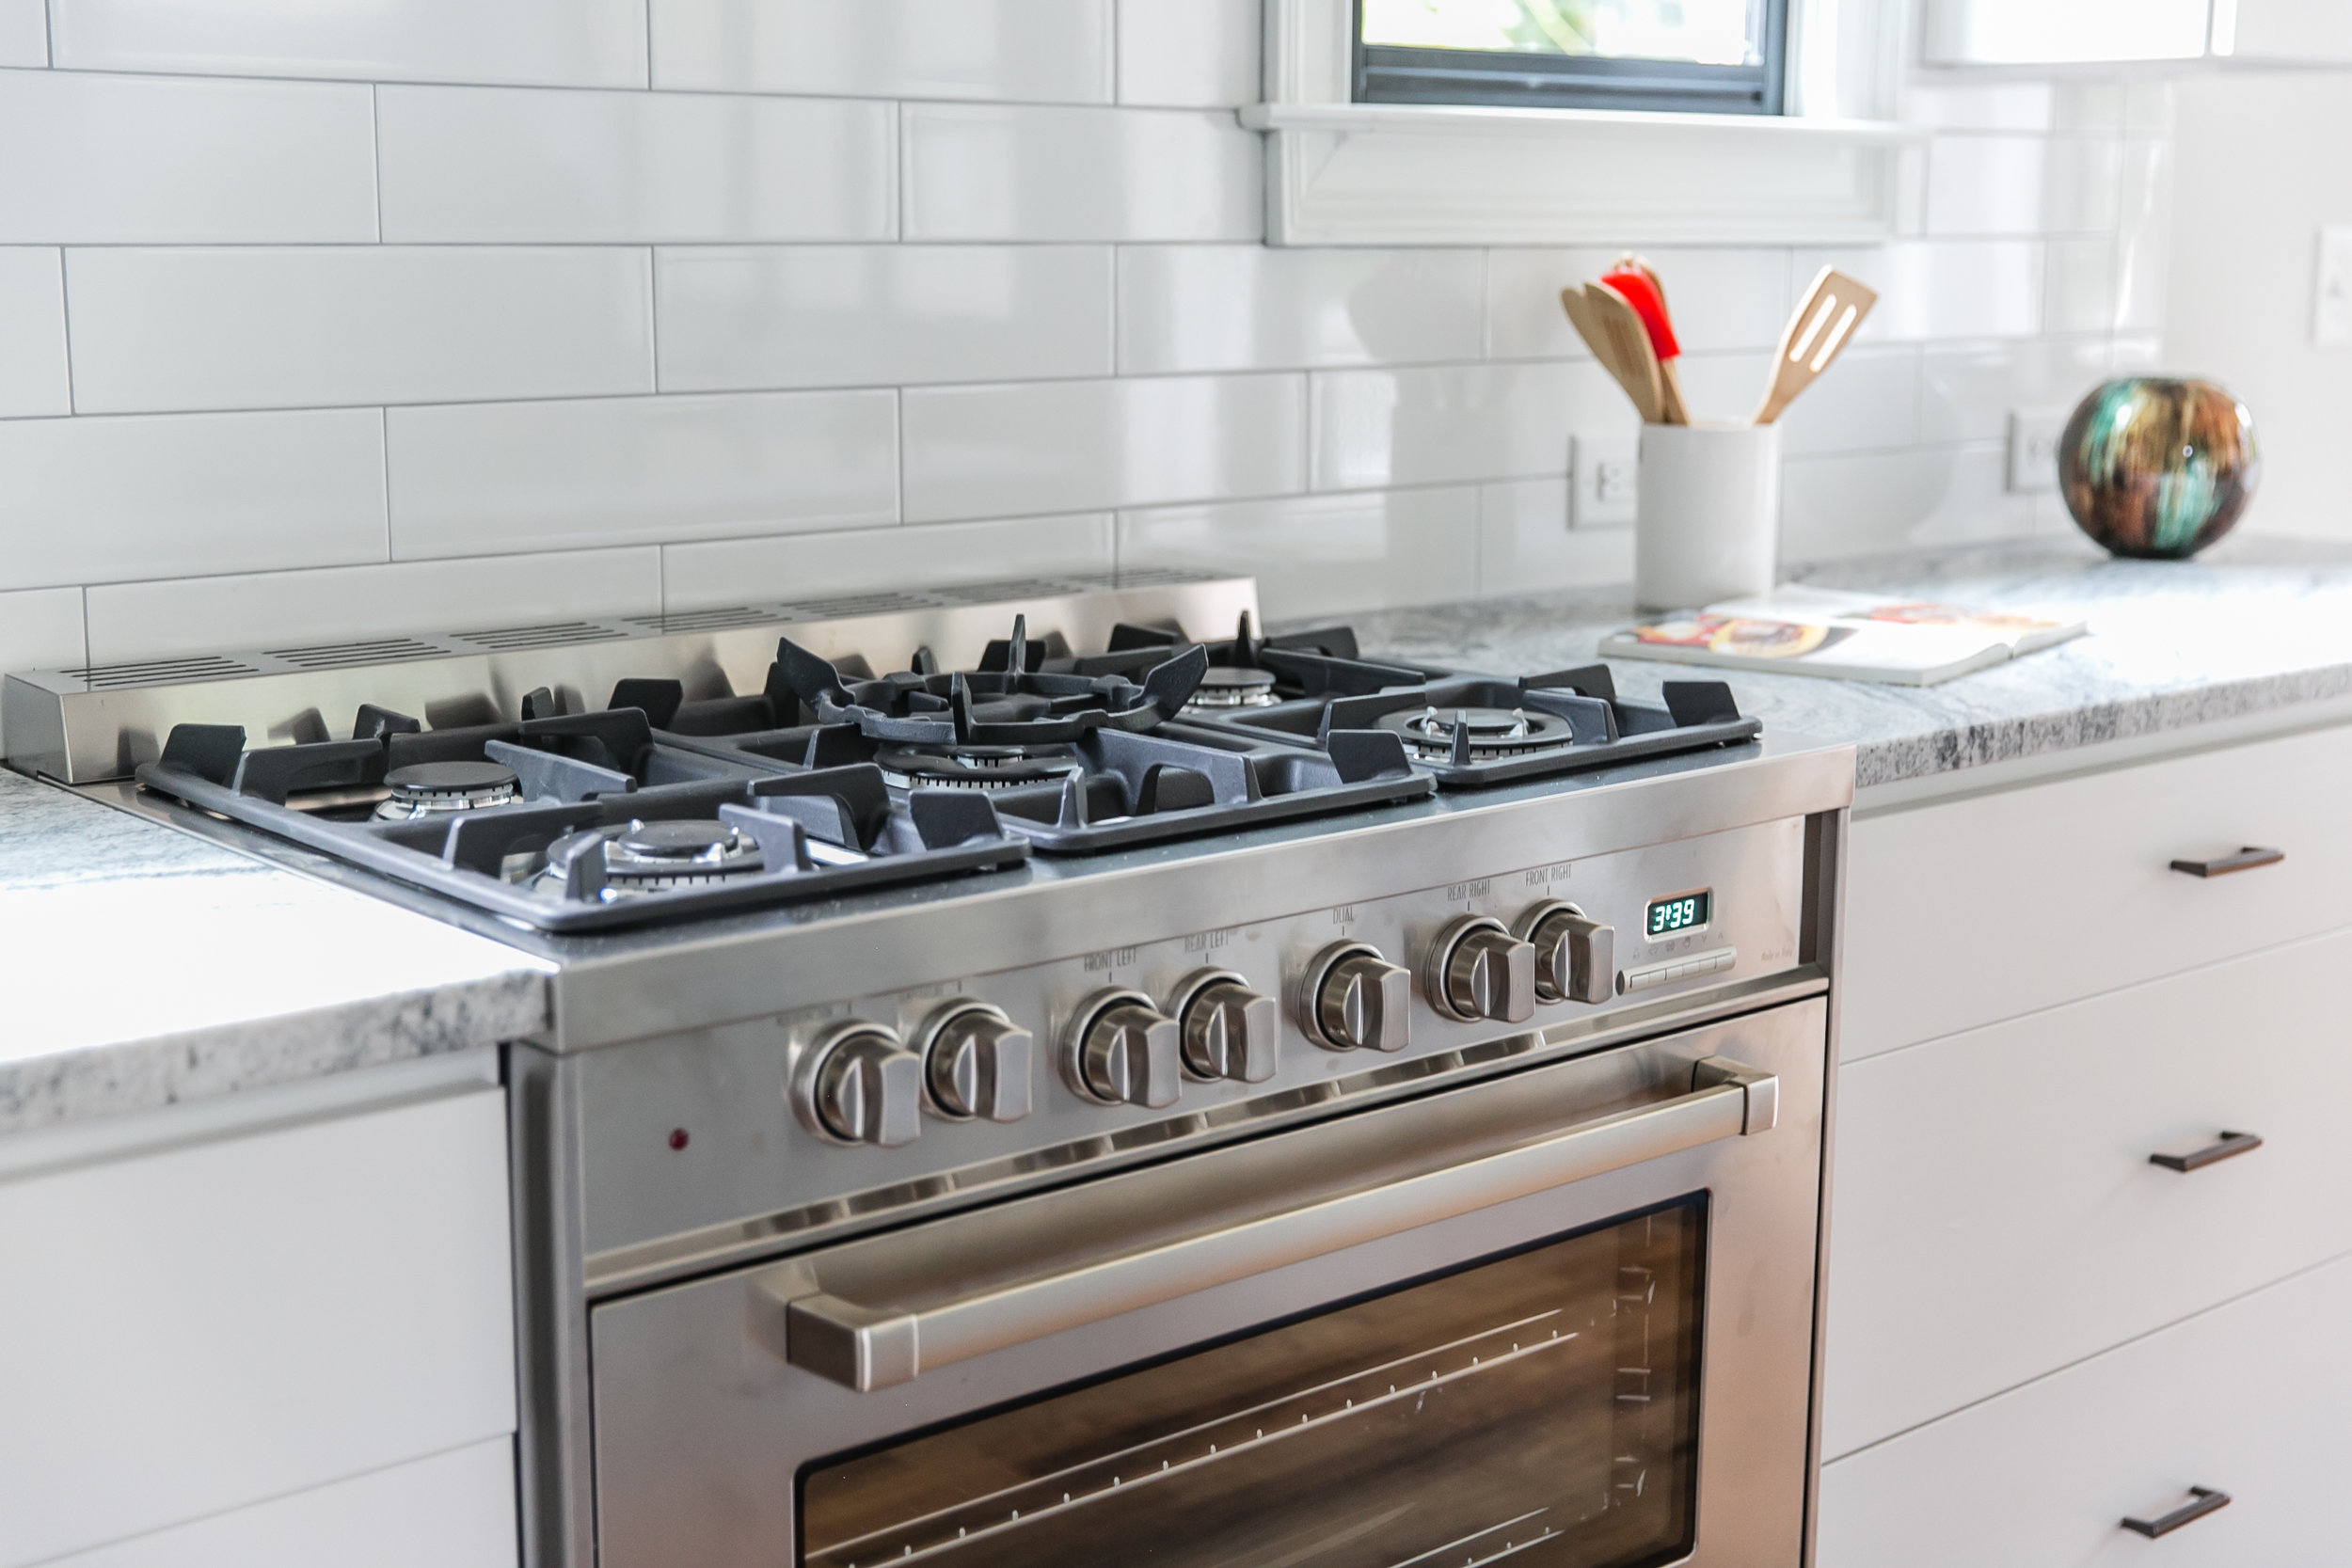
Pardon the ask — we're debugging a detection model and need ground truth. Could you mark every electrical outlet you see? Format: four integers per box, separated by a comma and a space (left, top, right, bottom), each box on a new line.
1571, 435, 1638, 528
2007, 408, 2068, 493
2316, 226, 2352, 346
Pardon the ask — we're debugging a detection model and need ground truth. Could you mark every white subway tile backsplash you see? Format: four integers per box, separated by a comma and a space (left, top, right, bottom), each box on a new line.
664, 514, 1112, 610
377, 87, 894, 245
1795, 242, 2044, 343
0, 0, 44, 66
1677, 344, 1921, 455
1486, 247, 1790, 359
50, 0, 648, 87
0, 409, 385, 592
1119, 487, 1480, 622
657, 245, 1110, 392
650, 0, 1109, 103
902, 103, 1260, 242
1926, 135, 2122, 238
1118, 246, 1482, 374
67, 247, 654, 413
0, 589, 84, 752
2110, 337, 2161, 374
1116, 0, 1260, 107
1780, 444, 2037, 562
0, 248, 68, 418
2116, 140, 2170, 336
0, 71, 374, 244
1477, 478, 1635, 597
902, 374, 1305, 522
2044, 237, 2118, 335
1920, 339, 2112, 444
389, 389, 897, 561
1311, 360, 1629, 493
84, 548, 661, 665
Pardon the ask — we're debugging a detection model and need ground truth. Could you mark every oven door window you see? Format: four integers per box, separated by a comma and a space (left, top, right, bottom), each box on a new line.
801, 1196, 1705, 1568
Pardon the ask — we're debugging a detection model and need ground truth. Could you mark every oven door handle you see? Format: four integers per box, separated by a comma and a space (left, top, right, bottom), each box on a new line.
759, 1053, 1777, 1392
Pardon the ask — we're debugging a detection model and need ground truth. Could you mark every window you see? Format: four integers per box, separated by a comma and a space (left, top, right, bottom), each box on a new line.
1356, 0, 1788, 115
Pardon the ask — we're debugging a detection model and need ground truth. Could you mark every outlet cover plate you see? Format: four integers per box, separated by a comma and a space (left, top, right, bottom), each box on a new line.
1571, 434, 1638, 528
2007, 407, 2068, 493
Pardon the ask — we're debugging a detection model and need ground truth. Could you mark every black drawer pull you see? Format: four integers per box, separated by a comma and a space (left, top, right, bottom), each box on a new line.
2151, 1132, 2264, 1173
2169, 847, 2283, 878
2122, 1486, 2230, 1538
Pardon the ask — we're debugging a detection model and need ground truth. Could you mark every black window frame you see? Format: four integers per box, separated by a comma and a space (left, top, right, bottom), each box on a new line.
1354, 0, 1789, 117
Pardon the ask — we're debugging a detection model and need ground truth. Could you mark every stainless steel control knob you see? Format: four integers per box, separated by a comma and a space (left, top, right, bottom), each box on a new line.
1302, 942, 1412, 1053
1513, 900, 1615, 1006
1064, 989, 1182, 1108
1424, 915, 1537, 1024
792, 1020, 921, 1148
913, 1001, 1034, 1122
1169, 969, 1279, 1084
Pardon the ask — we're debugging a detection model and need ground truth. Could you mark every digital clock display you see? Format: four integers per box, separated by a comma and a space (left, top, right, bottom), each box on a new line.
1646, 889, 1712, 938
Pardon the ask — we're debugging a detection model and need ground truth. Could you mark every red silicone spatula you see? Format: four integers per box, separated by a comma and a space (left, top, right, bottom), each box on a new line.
1600, 263, 1688, 425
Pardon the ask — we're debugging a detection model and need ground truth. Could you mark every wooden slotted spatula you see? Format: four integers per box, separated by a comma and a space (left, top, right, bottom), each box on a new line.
1560, 283, 1662, 424
1755, 265, 1877, 424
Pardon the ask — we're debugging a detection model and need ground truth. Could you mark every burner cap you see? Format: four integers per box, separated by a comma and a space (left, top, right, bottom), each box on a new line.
373, 759, 520, 820
1182, 666, 1281, 711
1378, 705, 1576, 760
603, 818, 765, 888
876, 745, 1087, 791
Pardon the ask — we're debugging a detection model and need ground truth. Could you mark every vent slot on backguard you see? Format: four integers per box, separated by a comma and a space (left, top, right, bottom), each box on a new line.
624, 608, 781, 634
62, 655, 261, 689
266, 638, 452, 670
451, 622, 628, 651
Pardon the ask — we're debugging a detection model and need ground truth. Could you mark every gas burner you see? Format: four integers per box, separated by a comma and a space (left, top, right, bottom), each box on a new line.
1182, 666, 1281, 712
1380, 705, 1577, 759
874, 745, 1089, 791
531, 817, 770, 900
372, 759, 520, 820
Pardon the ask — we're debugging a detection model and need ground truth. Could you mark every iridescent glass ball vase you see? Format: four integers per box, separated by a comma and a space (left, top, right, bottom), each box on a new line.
2059, 377, 2260, 560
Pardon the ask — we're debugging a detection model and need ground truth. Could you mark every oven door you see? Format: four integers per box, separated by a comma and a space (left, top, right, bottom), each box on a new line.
590, 996, 1827, 1568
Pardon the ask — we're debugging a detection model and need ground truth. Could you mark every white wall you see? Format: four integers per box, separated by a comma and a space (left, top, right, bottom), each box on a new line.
2166, 71, 2352, 541
0, 1, 2166, 729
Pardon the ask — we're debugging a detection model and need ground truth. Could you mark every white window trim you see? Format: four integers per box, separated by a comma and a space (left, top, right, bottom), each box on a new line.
1246, 0, 1925, 246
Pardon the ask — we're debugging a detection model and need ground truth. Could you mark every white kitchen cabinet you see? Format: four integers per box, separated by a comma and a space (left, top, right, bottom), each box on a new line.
1823, 927, 2352, 1456
1841, 720, 2352, 1060
1922, 0, 2352, 67
1818, 1251, 2352, 1567
0, 1057, 516, 1568
1824, 718, 2352, 1560
38, 1439, 516, 1568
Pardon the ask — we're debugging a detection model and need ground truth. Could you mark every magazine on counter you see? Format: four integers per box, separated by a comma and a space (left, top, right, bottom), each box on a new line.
1599, 588, 2088, 687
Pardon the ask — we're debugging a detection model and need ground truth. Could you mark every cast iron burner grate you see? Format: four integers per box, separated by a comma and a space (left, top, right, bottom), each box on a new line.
134, 697, 1026, 931
1184, 665, 1762, 787
620, 627, 1438, 853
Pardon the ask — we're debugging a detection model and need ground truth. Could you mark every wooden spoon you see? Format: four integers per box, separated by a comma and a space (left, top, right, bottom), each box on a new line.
1584, 279, 1668, 425
1755, 266, 1879, 424
1560, 283, 1661, 424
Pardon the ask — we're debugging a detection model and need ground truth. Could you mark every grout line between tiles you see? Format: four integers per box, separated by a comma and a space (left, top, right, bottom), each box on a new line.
368, 84, 383, 243
377, 406, 391, 561
54, 245, 75, 414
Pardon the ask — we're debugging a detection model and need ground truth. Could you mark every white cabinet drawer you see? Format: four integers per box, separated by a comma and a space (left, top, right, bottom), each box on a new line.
1819, 1251, 2352, 1567
41, 1439, 516, 1568
1844, 721, 2352, 1057
1824, 929, 2352, 1456
0, 1082, 516, 1568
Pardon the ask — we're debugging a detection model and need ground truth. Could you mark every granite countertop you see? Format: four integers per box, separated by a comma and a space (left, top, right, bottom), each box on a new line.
0, 769, 549, 1135
1342, 535, 2352, 792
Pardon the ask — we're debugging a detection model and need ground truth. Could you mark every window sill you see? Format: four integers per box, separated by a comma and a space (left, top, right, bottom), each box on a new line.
1239, 102, 1925, 247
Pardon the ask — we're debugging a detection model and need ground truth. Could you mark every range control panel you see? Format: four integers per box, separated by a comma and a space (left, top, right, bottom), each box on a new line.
576, 816, 1809, 1259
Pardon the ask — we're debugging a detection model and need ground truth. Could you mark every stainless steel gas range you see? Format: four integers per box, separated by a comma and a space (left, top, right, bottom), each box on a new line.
4, 573, 1852, 1568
